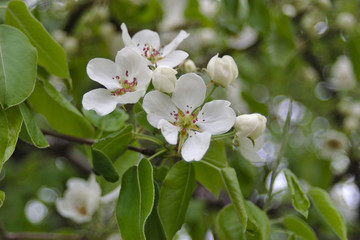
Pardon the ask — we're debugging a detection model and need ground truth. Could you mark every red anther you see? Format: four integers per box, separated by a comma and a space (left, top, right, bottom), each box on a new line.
133, 77, 137, 82
124, 80, 128, 84
193, 120, 196, 123
191, 113, 195, 116
174, 114, 178, 116
126, 71, 129, 77
116, 76, 120, 79
186, 110, 189, 114
182, 128, 186, 132
182, 114, 185, 117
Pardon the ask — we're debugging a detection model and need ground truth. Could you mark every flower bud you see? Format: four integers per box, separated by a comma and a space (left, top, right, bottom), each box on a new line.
207, 54, 238, 87
235, 113, 267, 140
152, 66, 177, 93
184, 59, 197, 73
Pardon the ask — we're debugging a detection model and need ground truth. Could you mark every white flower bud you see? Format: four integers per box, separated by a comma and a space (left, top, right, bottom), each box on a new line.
152, 66, 177, 93
235, 113, 267, 140
336, 12, 356, 32
207, 54, 238, 87
184, 59, 197, 73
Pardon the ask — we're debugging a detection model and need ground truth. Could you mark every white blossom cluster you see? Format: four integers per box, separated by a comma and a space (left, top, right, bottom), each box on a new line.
82, 23, 267, 162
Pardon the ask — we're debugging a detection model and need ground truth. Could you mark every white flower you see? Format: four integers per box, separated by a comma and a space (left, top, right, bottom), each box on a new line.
318, 130, 350, 159
329, 55, 356, 91
56, 175, 101, 224
336, 12, 356, 32
237, 136, 266, 163
121, 23, 189, 68
143, 73, 236, 162
82, 47, 152, 116
152, 66, 177, 93
235, 113, 267, 140
206, 54, 238, 87
183, 59, 197, 73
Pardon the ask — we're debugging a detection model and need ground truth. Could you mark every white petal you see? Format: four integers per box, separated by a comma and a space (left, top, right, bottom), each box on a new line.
238, 137, 266, 163
181, 131, 211, 162
121, 23, 134, 46
143, 91, 178, 127
86, 58, 121, 90
115, 47, 152, 88
101, 186, 121, 204
197, 100, 236, 135
172, 73, 206, 112
162, 30, 190, 56
158, 119, 179, 145
116, 89, 146, 104
132, 29, 161, 50
82, 88, 118, 116
157, 50, 189, 68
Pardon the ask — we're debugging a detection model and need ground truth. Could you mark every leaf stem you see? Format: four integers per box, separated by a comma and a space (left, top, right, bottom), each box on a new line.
264, 98, 292, 211
148, 148, 167, 161
133, 132, 163, 145
212, 130, 236, 140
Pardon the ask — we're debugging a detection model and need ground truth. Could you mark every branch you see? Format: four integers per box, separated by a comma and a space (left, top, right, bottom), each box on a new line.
41, 130, 156, 156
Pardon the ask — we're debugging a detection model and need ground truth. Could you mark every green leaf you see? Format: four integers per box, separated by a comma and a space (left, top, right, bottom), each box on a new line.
83, 108, 128, 132
284, 169, 310, 218
28, 80, 93, 138
5, 0, 70, 86
19, 103, 49, 148
193, 141, 227, 198
216, 204, 243, 240
0, 25, 37, 108
347, 35, 360, 83
145, 182, 166, 240
0, 109, 8, 170
158, 161, 196, 240
248, 0, 270, 33
93, 125, 133, 161
117, 158, 154, 240
220, 167, 248, 231
91, 149, 119, 183
282, 215, 317, 240
0, 190, 4, 208
309, 187, 347, 240
245, 201, 270, 240
1, 106, 22, 166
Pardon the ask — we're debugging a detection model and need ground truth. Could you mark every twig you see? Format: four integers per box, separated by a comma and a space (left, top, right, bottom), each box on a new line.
41, 130, 156, 156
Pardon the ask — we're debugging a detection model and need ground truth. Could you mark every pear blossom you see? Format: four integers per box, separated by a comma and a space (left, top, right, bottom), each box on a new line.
82, 47, 152, 116
206, 54, 238, 87
121, 23, 189, 68
329, 55, 356, 91
234, 113, 267, 140
56, 175, 101, 224
143, 73, 236, 162
152, 66, 177, 93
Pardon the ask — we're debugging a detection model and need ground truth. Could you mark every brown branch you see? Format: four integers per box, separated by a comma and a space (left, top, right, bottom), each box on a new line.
41, 130, 156, 156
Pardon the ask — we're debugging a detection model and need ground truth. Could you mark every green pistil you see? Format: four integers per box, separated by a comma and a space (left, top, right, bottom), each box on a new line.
175, 108, 201, 152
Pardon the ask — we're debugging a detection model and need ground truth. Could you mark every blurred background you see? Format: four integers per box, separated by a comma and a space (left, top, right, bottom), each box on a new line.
1, 0, 360, 239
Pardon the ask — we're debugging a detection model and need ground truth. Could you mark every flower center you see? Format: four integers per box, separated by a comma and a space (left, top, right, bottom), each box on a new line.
74, 201, 88, 216
142, 43, 162, 64
111, 70, 138, 96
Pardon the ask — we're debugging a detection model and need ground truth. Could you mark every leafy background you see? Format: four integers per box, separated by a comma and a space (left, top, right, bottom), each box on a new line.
0, 0, 360, 239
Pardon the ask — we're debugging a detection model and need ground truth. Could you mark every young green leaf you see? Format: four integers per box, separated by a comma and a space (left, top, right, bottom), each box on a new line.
91, 149, 119, 183
19, 103, 49, 148
5, 0, 71, 87
158, 161, 196, 240
28, 80, 93, 138
193, 141, 227, 198
0, 25, 37, 108
284, 169, 310, 218
216, 204, 244, 240
220, 167, 248, 231
117, 158, 154, 240
309, 187, 347, 240
245, 201, 270, 240
1, 106, 23, 167
0, 190, 4, 208
83, 108, 128, 132
145, 182, 166, 240
282, 215, 317, 240
92, 125, 133, 161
